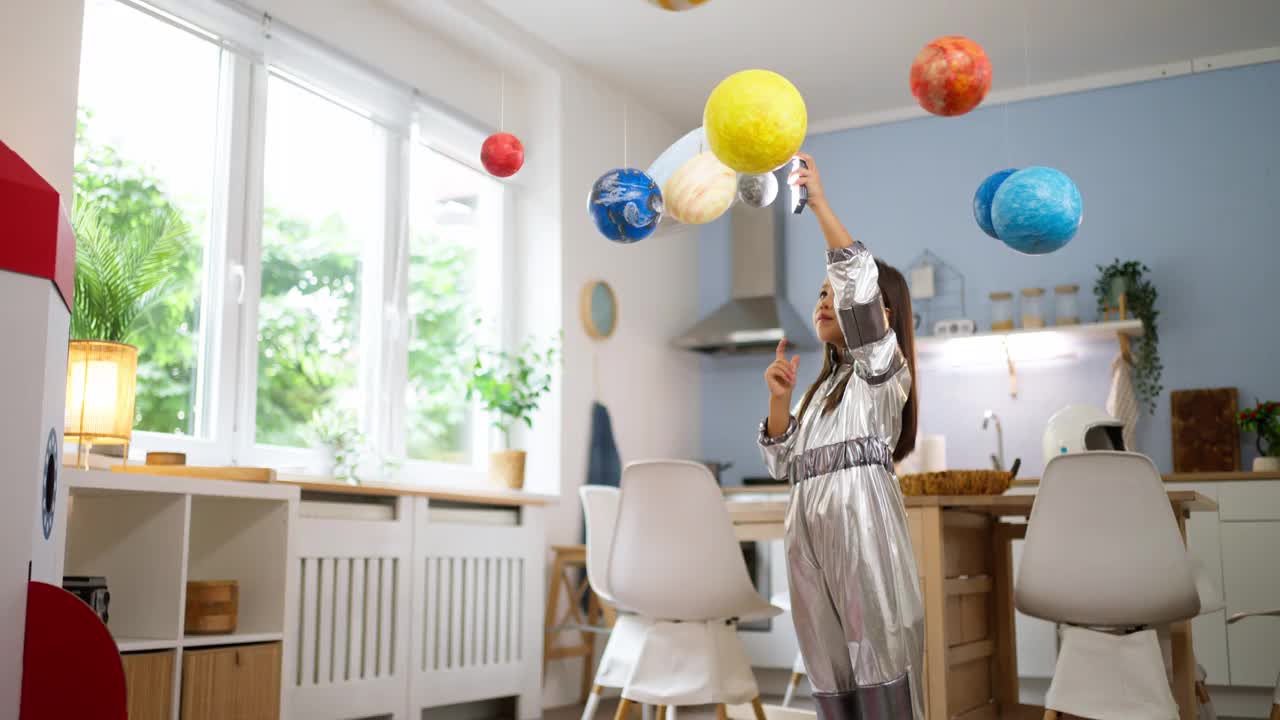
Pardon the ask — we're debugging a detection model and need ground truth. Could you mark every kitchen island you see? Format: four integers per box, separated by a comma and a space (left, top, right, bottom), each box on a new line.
726, 489, 1215, 720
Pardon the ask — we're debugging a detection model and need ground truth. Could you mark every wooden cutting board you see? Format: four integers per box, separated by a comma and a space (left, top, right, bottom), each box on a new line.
1171, 387, 1240, 473
111, 465, 275, 483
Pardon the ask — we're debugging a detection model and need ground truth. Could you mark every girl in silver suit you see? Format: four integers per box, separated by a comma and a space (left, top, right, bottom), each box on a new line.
759, 152, 924, 719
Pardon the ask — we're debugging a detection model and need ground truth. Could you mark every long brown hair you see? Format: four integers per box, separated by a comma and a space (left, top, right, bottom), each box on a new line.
795, 259, 919, 462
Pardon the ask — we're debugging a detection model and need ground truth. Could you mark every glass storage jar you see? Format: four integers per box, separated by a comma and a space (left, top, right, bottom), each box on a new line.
1054, 284, 1080, 325
989, 291, 1014, 331
1021, 288, 1046, 328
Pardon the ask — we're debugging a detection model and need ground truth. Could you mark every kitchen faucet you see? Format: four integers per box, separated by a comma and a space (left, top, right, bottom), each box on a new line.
982, 410, 1004, 472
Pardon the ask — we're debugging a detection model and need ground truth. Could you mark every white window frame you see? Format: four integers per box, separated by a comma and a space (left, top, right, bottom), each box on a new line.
91, 0, 512, 482
387, 130, 511, 486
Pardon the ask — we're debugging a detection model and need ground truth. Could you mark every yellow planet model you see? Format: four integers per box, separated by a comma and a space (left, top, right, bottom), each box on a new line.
703, 69, 807, 175
663, 151, 737, 224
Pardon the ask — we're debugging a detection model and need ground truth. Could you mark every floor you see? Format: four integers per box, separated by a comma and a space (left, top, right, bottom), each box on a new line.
545, 695, 814, 720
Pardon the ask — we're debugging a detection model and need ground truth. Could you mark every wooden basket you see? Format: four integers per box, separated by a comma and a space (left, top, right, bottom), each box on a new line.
185, 580, 239, 635
899, 469, 1015, 497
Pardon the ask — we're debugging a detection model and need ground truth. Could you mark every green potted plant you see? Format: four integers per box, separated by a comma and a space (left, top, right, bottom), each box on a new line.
1238, 401, 1280, 472
1094, 259, 1162, 413
467, 334, 559, 489
65, 204, 188, 461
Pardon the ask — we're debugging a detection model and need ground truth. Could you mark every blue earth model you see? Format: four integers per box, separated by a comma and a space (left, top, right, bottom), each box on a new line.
588, 168, 663, 243
991, 166, 1082, 255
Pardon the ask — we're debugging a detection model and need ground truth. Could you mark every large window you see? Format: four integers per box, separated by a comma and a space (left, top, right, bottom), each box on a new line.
76, 0, 225, 437
73, 0, 508, 479
256, 74, 385, 448
404, 145, 503, 464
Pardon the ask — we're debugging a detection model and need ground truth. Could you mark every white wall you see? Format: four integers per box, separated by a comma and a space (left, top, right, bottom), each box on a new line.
546, 71, 703, 708
0, 0, 85, 200
7, 0, 703, 711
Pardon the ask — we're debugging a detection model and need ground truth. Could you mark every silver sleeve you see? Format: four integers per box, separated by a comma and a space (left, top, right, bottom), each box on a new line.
758, 414, 798, 481
826, 243, 904, 385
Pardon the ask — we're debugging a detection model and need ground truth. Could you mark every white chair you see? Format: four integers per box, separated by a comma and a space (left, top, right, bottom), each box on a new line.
1017, 452, 1200, 720
580, 486, 663, 720
607, 460, 780, 720
1226, 609, 1280, 720
768, 591, 807, 708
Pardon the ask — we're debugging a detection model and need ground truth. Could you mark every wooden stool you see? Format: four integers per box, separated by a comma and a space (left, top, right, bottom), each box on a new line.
544, 545, 609, 704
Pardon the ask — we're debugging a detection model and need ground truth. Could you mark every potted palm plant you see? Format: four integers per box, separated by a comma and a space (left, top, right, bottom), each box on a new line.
66, 204, 188, 463
466, 334, 558, 490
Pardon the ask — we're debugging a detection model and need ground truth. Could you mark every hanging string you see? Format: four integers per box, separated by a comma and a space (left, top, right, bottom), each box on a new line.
593, 351, 601, 401
1004, 0, 1033, 169
623, 100, 629, 168
499, 71, 505, 132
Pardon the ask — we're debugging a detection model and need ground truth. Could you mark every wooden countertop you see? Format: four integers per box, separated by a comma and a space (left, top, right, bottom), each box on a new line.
275, 478, 556, 507
727, 490, 1216, 525
1012, 470, 1280, 487
729, 471, 1280, 494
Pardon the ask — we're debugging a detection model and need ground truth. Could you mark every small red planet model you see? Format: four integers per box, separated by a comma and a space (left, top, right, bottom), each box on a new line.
909, 36, 992, 117
480, 132, 524, 178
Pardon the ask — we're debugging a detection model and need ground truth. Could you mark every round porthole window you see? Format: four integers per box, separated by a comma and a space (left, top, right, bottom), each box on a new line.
42, 428, 58, 539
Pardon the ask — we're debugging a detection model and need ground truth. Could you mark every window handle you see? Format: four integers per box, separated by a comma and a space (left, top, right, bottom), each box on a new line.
229, 262, 246, 304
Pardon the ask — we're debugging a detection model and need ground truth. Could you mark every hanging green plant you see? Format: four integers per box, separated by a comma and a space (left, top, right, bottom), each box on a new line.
1094, 259, 1162, 413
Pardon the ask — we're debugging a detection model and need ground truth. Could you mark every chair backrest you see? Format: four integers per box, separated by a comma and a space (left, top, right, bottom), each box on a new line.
1016, 451, 1200, 626
579, 485, 621, 605
608, 460, 773, 622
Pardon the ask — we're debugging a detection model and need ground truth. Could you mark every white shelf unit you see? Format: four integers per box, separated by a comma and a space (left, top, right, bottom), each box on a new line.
115, 637, 181, 653
63, 468, 298, 719
181, 631, 286, 648
915, 319, 1143, 355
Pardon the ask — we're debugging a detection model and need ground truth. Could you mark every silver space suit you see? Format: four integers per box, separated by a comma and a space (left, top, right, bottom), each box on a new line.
758, 243, 924, 720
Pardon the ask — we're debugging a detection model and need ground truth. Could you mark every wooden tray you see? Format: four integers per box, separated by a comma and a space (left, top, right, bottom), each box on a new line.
111, 465, 275, 483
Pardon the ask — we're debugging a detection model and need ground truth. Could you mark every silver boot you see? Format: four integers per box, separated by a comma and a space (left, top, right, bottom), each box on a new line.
812, 674, 914, 720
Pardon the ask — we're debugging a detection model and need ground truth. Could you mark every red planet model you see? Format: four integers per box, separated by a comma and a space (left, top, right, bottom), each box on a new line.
480, 132, 524, 178
909, 36, 992, 117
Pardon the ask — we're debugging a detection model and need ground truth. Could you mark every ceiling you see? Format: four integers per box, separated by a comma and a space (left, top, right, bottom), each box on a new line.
478, 0, 1280, 131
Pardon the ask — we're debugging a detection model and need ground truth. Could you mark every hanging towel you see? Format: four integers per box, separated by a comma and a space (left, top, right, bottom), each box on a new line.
586, 401, 622, 489
580, 401, 622, 613
1106, 353, 1139, 452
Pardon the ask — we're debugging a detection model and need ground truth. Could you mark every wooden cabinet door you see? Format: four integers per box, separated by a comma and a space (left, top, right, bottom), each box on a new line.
181, 647, 236, 720
181, 643, 281, 720
234, 642, 281, 720
122, 650, 174, 720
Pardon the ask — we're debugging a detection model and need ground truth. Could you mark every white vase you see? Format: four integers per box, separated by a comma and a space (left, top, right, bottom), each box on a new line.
1253, 456, 1280, 473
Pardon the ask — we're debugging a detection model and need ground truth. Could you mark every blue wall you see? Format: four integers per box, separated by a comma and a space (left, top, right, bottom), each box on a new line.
700, 62, 1280, 484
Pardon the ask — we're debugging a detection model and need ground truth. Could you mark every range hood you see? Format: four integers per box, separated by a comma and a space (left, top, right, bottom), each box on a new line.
675, 201, 818, 354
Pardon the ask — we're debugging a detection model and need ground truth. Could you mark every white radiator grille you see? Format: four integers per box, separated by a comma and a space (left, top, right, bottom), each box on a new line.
296, 556, 400, 686
420, 555, 525, 671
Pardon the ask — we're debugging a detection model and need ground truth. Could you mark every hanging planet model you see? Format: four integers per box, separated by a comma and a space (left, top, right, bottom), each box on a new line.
480, 132, 524, 178
647, 126, 707, 190
991, 166, 1083, 255
909, 36, 993, 117
645, 0, 711, 10
663, 151, 737, 224
588, 168, 664, 243
973, 168, 1017, 239
737, 172, 779, 208
704, 69, 807, 174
